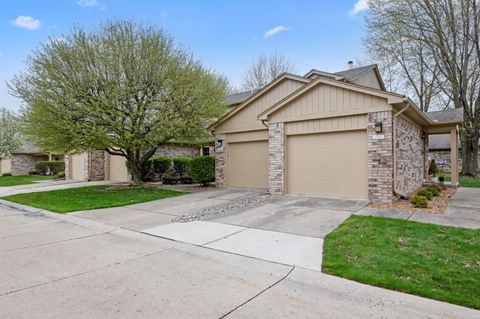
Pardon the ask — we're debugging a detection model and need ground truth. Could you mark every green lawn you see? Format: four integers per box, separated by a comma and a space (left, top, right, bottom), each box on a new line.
437, 171, 480, 187
323, 216, 480, 309
0, 175, 54, 187
1, 185, 186, 213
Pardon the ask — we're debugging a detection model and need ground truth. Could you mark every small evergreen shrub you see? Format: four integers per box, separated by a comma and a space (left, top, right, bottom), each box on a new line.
410, 195, 428, 208
416, 188, 433, 200
47, 161, 65, 175
173, 157, 192, 176
151, 156, 172, 178
432, 183, 444, 192
35, 161, 49, 175
162, 176, 179, 185
190, 156, 215, 186
2, 172, 12, 177
427, 186, 440, 197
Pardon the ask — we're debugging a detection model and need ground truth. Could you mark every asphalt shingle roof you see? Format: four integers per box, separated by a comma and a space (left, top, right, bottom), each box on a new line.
15, 142, 42, 154
226, 90, 258, 105
426, 108, 463, 123
334, 64, 377, 80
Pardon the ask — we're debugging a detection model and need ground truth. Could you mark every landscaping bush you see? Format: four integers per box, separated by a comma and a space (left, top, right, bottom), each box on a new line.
409, 195, 428, 208
35, 161, 49, 175
432, 183, 445, 192
190, 156, 215, 186
162, 176, 179, 185
427, 186, 440, 197
151, 156, 172, 178
173, 157, 191, 176
47, 161, 65, 175
1, 172, 12, 177
54, 172, 66, 179
416, 188, 433, 200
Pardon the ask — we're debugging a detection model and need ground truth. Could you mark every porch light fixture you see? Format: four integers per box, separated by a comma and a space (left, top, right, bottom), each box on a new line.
374, 121, 383, 133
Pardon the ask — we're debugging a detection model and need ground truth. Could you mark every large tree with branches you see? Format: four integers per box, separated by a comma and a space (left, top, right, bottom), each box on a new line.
10, 20, 228, 183
364, 0, 480, 177
0, 108, 22, 160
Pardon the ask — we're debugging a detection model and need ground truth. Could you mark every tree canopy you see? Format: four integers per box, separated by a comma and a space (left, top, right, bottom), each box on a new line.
0, 108, 22, 160
10, 20, 228, 183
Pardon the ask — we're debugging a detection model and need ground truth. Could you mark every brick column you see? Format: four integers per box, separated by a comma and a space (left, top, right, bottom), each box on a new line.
269, 122, 285, 194
368, 111, 394, 203
215, 133, 226, 187
65, 154, 71, 180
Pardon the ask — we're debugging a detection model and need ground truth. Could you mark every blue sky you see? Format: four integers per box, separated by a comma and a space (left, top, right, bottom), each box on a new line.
0, 0, 369, 111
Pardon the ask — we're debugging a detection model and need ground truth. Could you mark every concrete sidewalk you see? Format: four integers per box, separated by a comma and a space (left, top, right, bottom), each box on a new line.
356, 187, 480, 229
1, 203, 479, 318
0, 180, 114, 197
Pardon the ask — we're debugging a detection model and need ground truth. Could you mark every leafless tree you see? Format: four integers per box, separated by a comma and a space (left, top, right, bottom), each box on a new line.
241, 52, 295, 91
365, 0, 480, 177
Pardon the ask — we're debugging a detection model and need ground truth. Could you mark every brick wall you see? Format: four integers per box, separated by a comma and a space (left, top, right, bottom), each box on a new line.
88, 151, 106, 181
154, 144, 201, 158
11, 154, 48, 176
395, 116, 425, 196
214, 134, 226, 187
429, 149, 480, 172
368, 111, 394, 203
268, 122, 285, 194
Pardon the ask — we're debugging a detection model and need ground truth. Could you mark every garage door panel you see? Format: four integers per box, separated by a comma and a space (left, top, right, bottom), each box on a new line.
287, 131, 368, 199
227, 141, 268, 188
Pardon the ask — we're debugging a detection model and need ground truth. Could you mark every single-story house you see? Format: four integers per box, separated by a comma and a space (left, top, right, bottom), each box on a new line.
209, 64, 462, 203
426, 108, 479, 171
0, 143, 59, 176
65, 143, 214, 182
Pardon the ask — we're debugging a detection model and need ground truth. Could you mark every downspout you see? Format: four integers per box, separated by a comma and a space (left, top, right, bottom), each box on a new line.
393, 103, 410, 198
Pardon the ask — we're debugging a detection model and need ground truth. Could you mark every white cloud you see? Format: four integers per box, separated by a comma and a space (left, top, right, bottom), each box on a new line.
77, 0, 100, 7
349, 0, 369, 16
11, 15, 41, 30
263, 25, 288, 38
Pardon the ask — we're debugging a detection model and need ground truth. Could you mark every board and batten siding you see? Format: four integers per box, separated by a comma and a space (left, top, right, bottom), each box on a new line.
351, 70, 383, 90
268, 83, 391, 123
285, 114, 368, 135
215, 79, 305, 133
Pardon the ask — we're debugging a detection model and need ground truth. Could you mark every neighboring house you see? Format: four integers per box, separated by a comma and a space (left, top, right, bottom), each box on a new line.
0, 143, 58, 176
65, 143, 214, 182
210, 64, 461, 203
426, 108, 478, 171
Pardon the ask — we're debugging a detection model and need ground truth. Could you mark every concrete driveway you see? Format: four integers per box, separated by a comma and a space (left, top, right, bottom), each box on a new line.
1, 203, 478, 318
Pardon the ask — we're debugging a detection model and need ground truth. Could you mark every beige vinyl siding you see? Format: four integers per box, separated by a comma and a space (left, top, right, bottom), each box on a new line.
70, 153, 86, 180
226, 130, 268, 143
0, 158, 12, 175
216, 79, 305, 133
108, 154, 130, 182
285, 114, 368, 135
351, 70, 382, 90
227, 140, 268, 188
268, 83, 390, 123
286, 130, 368, 199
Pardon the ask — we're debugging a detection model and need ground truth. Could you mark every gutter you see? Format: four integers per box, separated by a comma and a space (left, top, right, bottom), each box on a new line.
392, 103, 410, 198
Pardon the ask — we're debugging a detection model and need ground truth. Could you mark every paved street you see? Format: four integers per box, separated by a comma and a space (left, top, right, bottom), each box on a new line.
1, 199, 478, 318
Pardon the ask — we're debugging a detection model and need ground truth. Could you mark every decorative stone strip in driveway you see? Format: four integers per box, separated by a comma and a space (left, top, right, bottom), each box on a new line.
143, 221, 324, 271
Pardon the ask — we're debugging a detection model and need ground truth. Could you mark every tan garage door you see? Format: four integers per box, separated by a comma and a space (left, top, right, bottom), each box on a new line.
287, 130, 368, 199
227, 140, 268, 188
70, 153, 86, 180
109, 154, 130, 182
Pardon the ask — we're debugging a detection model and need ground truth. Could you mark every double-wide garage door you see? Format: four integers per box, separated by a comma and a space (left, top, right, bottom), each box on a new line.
227, 140, 268, 188
287, 130, 368, 199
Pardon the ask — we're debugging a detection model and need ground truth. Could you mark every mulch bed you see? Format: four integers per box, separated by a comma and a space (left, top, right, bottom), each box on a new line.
369, 186, 457, 214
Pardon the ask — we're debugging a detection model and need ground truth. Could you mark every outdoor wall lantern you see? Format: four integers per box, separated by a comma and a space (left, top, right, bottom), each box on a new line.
374, 121, 383, 133
216, 139, 224, 151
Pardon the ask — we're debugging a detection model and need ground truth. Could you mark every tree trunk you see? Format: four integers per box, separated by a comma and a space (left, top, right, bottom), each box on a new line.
128, 159, 144, 185
460, 130, 479, 177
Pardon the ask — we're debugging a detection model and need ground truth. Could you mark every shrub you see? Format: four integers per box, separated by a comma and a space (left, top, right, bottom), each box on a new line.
410, 195, 428, 208
190, 156, 215, 186
47, 161, 65, 175
432, 183, 444, 192
428, 160, 438, 177
54, 172, 66, 179
173, 157, 192, 176
427, 186, 440, 197
162, 176, 179, 185
151, 156, 172, 178
28, 170, 38, 175
416, 188, 433, 200
35, 161, 49, 175
2, 172, 12, 177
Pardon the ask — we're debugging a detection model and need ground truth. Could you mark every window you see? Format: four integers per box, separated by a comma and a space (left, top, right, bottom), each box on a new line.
202, 147, 210, 156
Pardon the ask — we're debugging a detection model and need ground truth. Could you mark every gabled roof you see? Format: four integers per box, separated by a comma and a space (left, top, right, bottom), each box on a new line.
209, 73, 310, 130
226, 90, 258, 106
13, 142, 44, 154
257, 75, 407, 121
334, 64, 386, 91
426, 108, 463, 123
